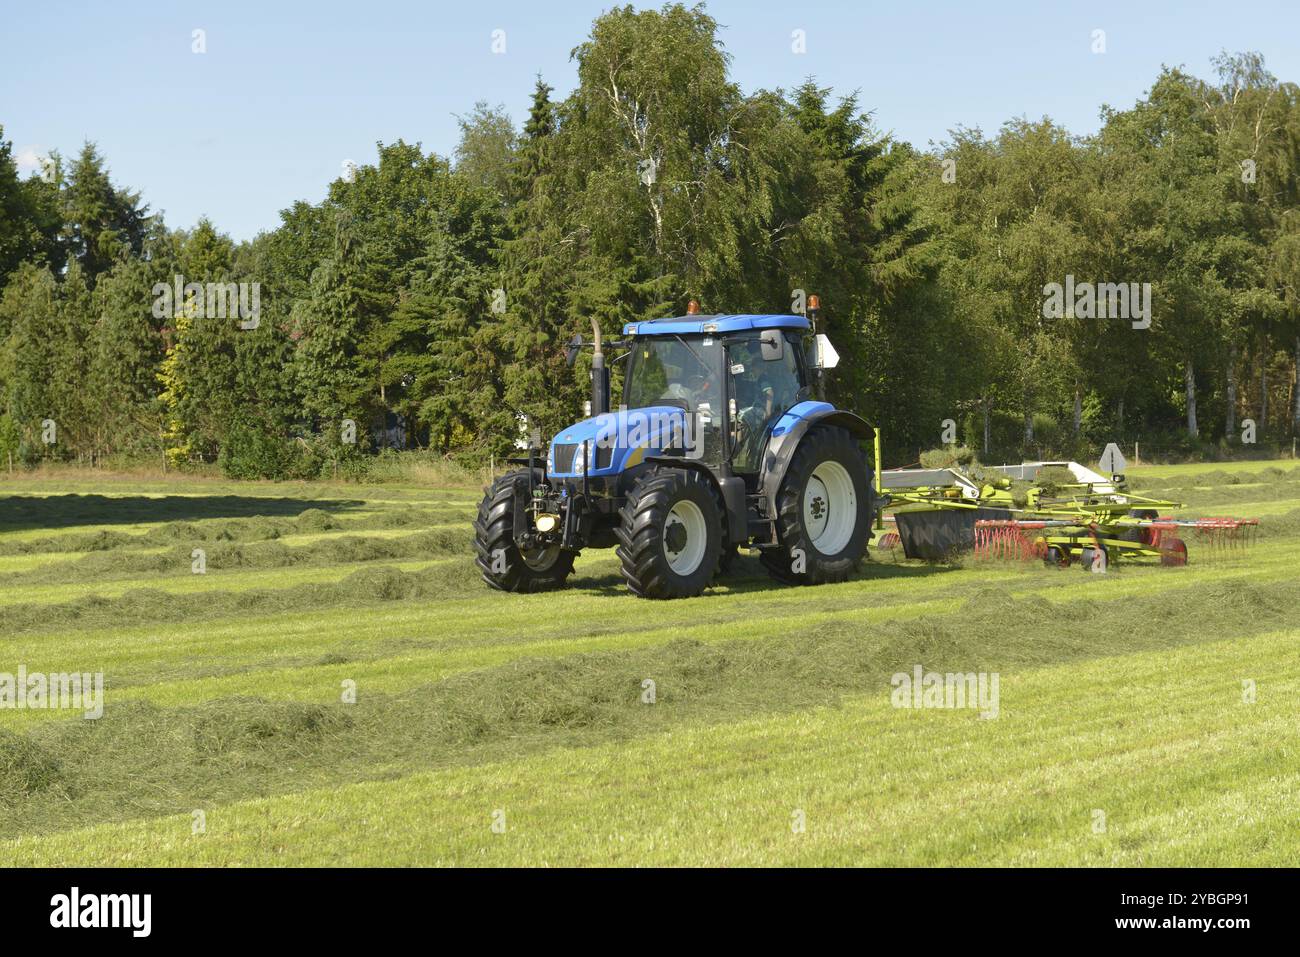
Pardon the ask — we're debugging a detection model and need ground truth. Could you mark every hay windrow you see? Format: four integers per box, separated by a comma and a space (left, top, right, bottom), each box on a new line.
191, 699, 354, 760
1130, 466, 1300, 494
0, 560, 483, 636
0, 505, 472, 556
0, 731, 63, 806
0, 527, 473, 587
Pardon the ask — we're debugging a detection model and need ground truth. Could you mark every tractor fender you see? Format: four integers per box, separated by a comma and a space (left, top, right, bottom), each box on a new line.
643, 455, 747, 544
759, 403, 875, 523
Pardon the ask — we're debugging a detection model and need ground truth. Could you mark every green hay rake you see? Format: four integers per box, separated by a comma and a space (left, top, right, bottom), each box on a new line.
872, 447, 1259, 571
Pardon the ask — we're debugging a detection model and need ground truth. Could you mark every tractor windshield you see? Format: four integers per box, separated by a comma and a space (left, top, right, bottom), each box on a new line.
623, 335, 723, 417
623, 335, 724, 465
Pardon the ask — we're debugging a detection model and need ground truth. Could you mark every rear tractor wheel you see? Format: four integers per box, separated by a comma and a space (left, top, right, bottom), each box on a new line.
615, 467, 722, 599
761, 425, 871, 586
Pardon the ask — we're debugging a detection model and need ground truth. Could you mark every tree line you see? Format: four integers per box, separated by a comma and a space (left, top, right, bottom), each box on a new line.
1, 4, 1298, 477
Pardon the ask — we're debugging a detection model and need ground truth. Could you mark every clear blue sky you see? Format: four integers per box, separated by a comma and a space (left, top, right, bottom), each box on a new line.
4, 0, 1297, 242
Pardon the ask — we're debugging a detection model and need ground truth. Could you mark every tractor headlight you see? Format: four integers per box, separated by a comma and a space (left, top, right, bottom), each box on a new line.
570, 442, 587, 475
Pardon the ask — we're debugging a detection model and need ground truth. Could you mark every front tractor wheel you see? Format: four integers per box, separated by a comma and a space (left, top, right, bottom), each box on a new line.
615, 467, 722, 599
762, 425, 871, 586
474, 471, 576, 592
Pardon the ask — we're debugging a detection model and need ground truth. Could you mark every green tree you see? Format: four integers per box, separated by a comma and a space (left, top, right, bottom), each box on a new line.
90, 256, 168, 462
0, 263, 61, 460
158, 219, 240, 461
60, 142, 150, 283
292, 213, 371, 437
0, 127, 62, 283
454, 102, 518, 201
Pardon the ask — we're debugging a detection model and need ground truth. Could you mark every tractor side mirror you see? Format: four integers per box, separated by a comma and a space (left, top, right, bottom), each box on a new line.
565, 334, 583, 368
759, 329, 784, 361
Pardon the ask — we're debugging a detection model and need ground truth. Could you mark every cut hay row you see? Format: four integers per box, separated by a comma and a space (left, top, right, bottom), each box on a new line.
0, 504, 475, 554
0, 527, 473, 590
0, 557, 463, 611
1127, 460, 1300, 482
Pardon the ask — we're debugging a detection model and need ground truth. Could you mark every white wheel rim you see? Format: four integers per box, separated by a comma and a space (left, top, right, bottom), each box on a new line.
663, 500, 707, 576
804, 461, 856, 555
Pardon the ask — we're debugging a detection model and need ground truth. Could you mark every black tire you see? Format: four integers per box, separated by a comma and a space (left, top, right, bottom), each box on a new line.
761, 426, 871, 585
1079, 543, 1109, 573
473, 471, 577, 592
1121, 508, 1158, 544
615, 467, 722, 599
1043, 544, 1071, 568
716, 542, 740, 575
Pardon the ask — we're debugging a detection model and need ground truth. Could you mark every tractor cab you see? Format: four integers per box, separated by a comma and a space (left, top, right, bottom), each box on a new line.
618, 313, 814, 480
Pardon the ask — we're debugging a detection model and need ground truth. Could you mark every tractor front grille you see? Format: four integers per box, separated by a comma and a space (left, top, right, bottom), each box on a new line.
552, 444, 579, 473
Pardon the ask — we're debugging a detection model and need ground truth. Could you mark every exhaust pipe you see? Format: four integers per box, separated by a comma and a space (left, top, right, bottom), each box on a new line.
590, 318, 610, 417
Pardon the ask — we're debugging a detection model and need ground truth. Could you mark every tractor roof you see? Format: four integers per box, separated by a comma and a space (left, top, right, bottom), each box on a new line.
622, 314, 811, 336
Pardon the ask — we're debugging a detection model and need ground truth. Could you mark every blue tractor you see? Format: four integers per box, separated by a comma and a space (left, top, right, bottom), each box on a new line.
474, 298, 875, 599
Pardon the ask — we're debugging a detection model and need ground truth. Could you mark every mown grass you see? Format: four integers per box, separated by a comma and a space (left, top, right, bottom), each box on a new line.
0, 461, 1296, 865
5, 627, 1295, 866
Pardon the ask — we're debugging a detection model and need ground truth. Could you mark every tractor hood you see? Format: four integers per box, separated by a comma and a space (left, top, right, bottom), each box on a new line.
548, 406, 693, 477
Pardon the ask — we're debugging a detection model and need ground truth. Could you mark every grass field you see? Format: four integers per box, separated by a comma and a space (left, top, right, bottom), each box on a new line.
2, 460, 1298, 866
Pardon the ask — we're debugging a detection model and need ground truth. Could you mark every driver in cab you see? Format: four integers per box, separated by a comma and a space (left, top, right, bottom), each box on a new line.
731, 344, 778, 471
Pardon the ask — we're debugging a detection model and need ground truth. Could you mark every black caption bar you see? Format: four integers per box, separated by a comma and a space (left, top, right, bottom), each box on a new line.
0, 867, 1286, 942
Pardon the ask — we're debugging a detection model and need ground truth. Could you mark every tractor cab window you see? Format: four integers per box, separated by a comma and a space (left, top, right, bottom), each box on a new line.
728, 333, 807, 474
